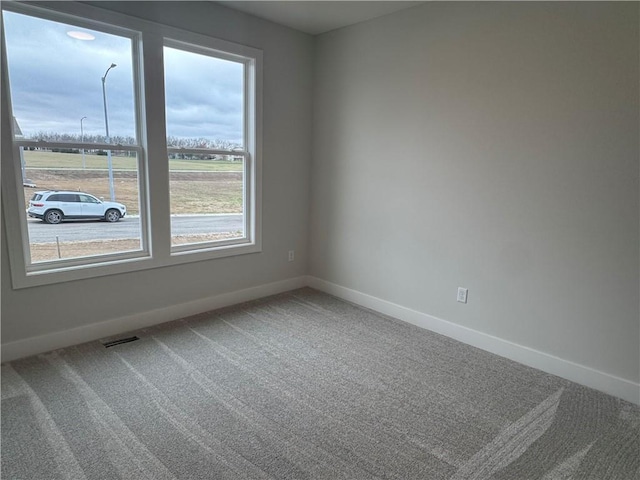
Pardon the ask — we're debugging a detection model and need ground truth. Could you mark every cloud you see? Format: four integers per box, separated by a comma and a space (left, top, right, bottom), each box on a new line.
164, 45, 243, 144
4, 10, 244, 144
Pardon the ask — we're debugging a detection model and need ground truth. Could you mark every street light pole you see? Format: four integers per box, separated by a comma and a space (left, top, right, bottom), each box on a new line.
101, 63, 117, 201
80, 116, 87, 169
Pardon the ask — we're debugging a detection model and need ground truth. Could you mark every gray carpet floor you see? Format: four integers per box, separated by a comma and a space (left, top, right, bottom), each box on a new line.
2, 288, 639, 479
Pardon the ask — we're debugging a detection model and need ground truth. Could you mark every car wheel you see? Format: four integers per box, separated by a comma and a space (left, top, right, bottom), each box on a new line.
105, 209, 121, 223
44, 210, 63, 224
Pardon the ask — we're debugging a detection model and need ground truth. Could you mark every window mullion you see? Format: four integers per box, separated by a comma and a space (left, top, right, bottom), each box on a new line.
141, 30, 171, 261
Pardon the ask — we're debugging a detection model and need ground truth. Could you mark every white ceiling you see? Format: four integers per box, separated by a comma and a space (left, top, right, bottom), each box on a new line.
216, 1, 424, 35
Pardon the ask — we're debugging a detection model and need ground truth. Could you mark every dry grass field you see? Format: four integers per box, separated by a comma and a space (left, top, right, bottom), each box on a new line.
24, 170, 243, 216
22, 150, 245, 262
22, 150, 243, 215
30, 232, 243, 262
23, 150, 243, 172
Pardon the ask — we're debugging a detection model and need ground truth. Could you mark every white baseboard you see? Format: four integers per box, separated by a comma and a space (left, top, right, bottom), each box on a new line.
1, 276, 308, 363
4, 273, 638, 405
307, 276, 640, 405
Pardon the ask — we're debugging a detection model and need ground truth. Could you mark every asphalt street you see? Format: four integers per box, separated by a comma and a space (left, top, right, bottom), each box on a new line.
27, 214, 243, 243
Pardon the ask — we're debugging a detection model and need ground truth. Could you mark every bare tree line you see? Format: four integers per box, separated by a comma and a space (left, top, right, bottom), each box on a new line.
28, 131, 240, 150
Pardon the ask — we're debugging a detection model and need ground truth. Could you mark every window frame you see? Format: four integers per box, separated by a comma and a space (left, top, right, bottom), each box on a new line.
1, 1, 262, 289
163, 38, 255, 254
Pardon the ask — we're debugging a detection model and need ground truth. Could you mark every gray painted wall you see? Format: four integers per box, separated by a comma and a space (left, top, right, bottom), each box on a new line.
3, 1, 638, 389
310, 2, 640, 383
1, 1, 313, 343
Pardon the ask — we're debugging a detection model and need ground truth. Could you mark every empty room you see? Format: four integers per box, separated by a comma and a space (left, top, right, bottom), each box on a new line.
1, 1, 638, 479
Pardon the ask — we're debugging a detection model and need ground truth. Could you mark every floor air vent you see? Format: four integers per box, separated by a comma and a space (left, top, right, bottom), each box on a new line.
102, 336, 140, 348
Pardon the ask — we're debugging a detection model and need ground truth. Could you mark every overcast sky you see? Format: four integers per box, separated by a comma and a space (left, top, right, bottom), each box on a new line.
3, 10, 244, 145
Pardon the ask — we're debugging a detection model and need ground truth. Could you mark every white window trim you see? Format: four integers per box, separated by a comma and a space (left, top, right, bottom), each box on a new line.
1, 1, 263, 289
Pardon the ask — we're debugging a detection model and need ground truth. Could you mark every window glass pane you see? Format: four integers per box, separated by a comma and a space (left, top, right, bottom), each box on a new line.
23, 149, 142, 263
164, 45, 244, 148
4, 11, 144, 265
169, 154, 245, 247
3, 11, 137, 144
164, 44, 246, 248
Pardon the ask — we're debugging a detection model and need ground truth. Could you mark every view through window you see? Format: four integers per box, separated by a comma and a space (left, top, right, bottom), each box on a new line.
2, 2, 261, 286
3, 10, 143, 264
164, 43, 246, 248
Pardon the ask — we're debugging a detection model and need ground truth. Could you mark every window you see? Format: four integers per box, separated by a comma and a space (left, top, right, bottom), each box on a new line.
79, 195, 100, 204
164, 42, 249, 250
3, 8, 144, 266
1, 2, 262, 288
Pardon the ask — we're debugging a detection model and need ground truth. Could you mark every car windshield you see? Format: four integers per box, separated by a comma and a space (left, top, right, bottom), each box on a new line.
31, 194, 42, 201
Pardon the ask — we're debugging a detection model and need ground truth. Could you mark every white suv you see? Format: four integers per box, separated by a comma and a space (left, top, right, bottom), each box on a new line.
28, 191, 127, 224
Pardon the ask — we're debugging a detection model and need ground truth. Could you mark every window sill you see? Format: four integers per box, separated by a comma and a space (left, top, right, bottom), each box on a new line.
10, 242, 262, 289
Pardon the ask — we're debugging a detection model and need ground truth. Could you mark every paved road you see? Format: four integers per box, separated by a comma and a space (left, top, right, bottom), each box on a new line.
27, 214, 243, 243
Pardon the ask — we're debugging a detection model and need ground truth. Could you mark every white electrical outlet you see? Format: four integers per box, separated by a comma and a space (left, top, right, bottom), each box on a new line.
457, 287, 468, 304
288, 250, 295, 262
